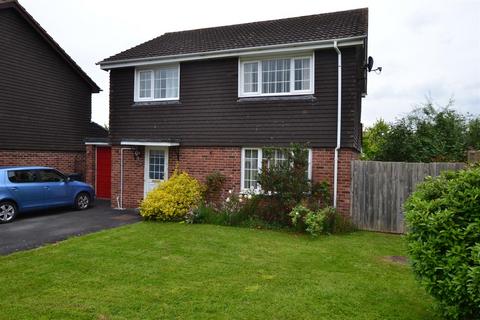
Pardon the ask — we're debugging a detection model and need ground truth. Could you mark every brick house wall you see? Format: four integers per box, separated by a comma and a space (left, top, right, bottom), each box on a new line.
311, 148, 359, 216
85, 145, 95, 187
168, 147, 242, 193
0, 149, 86, 177
109, 145, 358, 216
111, 146, 144, 209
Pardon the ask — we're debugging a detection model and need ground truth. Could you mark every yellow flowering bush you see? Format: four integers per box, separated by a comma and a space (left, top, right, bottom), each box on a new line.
139, 171, 203, 221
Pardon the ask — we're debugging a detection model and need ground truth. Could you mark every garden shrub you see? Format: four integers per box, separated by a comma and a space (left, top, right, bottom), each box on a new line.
257, 144, 331, 224
205, 171, 226, 204
404, 165, 480, 320
289, 205, 354, 236
289, 205, 325, 237
140, 171, 203, 221
322, 207, 356, 234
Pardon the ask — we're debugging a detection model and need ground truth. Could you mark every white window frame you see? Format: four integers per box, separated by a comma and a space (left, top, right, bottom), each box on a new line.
134, 64, 180, 102
240, 147, 312, 191
238, 53, 315, 97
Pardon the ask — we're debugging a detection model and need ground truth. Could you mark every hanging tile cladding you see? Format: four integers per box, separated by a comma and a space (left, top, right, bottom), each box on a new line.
0, 8, 93, 152
109, 46, 363, 149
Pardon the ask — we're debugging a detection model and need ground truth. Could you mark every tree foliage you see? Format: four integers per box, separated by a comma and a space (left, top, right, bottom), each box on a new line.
362, 100, 480, 162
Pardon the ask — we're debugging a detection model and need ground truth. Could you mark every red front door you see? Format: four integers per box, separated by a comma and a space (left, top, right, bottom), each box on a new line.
96, 147, 111, 199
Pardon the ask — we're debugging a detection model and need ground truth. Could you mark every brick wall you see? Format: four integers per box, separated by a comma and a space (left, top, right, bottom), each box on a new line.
85, 145, 95, 187
168, 147, 242, 193
110, 145, 358, 216
0, 149, 86, 177
111, 146, 144, 209
311, 148, 359, 216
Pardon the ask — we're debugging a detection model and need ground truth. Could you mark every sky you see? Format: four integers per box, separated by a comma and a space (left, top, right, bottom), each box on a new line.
18, 0, 480, 127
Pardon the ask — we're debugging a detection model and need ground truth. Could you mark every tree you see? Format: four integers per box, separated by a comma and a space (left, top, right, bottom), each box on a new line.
361, 119, 389, 160
362, 99, 478, 162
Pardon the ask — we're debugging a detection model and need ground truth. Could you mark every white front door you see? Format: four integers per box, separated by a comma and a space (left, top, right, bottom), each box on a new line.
144, 147, 169, 196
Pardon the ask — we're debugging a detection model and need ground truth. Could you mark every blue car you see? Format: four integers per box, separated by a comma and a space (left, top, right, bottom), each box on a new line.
0, 166, 95, 223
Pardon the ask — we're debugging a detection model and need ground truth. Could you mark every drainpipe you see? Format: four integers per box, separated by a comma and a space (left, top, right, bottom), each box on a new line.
333, 40, 342, 208
118, 147, 133, 210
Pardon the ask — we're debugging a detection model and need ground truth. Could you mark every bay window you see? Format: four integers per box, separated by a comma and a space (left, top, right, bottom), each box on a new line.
241, 148, 312, 191
239, 54, 314, 97
135, 65, 179, 101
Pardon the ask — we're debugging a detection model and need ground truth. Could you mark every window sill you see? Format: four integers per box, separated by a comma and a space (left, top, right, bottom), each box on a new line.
132, 100, 181, 107
237, 95, 316, 103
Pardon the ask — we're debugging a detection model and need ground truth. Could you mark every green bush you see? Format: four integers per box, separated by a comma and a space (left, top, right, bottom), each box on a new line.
257, 144, 331, 224
139, 171, 203, 221
404, 165, 480, 319
289, 205, 354, 237
322, 206, 356, 234
205, 171, 226, 204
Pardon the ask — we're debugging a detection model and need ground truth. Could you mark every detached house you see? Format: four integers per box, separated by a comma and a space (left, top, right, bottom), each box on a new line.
0, 0, 106, 179
94, 8, 369, 215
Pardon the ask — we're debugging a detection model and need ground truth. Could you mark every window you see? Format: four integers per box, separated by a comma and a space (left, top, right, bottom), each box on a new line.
38, 170, 65, 183
7, 170, 37, 183
239, 55, 314, 97
243, 149, 260, 189
149, 149, 166, 180
241, 148, 312, 190
135, 65, 179, 101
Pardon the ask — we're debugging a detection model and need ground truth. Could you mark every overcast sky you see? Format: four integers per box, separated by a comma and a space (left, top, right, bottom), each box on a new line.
19, 0, 480, 127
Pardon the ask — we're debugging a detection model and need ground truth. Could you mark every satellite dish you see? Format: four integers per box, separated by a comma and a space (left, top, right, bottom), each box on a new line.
367, 56, 374, 72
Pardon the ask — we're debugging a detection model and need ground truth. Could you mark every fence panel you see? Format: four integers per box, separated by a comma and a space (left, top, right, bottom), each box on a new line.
351, 161, 464, 233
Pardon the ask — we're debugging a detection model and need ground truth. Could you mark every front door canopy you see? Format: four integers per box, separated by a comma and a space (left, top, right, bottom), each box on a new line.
121, 140, 179, 147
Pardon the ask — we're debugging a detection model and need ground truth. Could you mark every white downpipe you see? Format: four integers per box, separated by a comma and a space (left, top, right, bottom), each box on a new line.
118, 147, 132, 210
333, 41, 342, 208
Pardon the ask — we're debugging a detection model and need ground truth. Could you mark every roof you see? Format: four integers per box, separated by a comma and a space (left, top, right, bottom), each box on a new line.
100, 8, 368, 65
0, 0, 101, 93
0, 166, 52, 170
86, 122, 109, 139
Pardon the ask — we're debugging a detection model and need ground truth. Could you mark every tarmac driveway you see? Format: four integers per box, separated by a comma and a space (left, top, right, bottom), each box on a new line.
0, 200, 141, 255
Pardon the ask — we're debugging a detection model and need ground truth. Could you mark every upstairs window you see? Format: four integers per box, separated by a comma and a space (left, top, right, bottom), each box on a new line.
239, 54, 314, 97
135, 65, 179, 102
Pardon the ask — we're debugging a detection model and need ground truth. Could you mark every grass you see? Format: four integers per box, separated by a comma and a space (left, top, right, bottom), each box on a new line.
0, 223, 439, 320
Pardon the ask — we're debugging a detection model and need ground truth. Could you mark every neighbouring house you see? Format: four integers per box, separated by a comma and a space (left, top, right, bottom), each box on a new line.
95, 8, 369, 215
0, 0, 107, 182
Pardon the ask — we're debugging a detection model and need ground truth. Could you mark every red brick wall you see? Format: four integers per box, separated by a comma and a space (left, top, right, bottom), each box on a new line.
311, 148, 359, 216
85, 145, 95, 187
111, 146, 144, 209
168, 147, 242, 193
0, 149, 86, 176
110, 145, 358, 216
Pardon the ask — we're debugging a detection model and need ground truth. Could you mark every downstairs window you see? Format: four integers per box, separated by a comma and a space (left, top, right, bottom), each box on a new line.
241, 148, 312, 191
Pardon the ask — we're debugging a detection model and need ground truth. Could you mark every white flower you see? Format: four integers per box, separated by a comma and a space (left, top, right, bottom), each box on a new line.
225, 197, 230, 203
228, 189, 233, 194
247, 194, 252, 199
239, 198, 243, 202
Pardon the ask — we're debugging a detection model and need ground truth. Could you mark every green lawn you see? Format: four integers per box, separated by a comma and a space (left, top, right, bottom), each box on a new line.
0, 223, 438, 320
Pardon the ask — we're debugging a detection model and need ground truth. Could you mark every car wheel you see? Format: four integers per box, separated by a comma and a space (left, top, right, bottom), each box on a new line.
0, 201, 18, 224
75, 192, 91, 210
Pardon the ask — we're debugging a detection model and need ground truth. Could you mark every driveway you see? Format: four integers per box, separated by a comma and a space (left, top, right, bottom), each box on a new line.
0, 200, 141, 255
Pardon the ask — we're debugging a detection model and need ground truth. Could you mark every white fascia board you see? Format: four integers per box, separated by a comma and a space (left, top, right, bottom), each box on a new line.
99, 36, 366, 70
120, 141, 180, 147
85, 142, 110, 146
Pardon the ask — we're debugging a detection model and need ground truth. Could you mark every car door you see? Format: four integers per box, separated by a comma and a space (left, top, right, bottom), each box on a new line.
6, 170, 45, 210
38, 169, 70, 206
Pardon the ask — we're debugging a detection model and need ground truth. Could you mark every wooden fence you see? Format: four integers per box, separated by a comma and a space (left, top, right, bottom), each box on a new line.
351, 161, 465, 233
